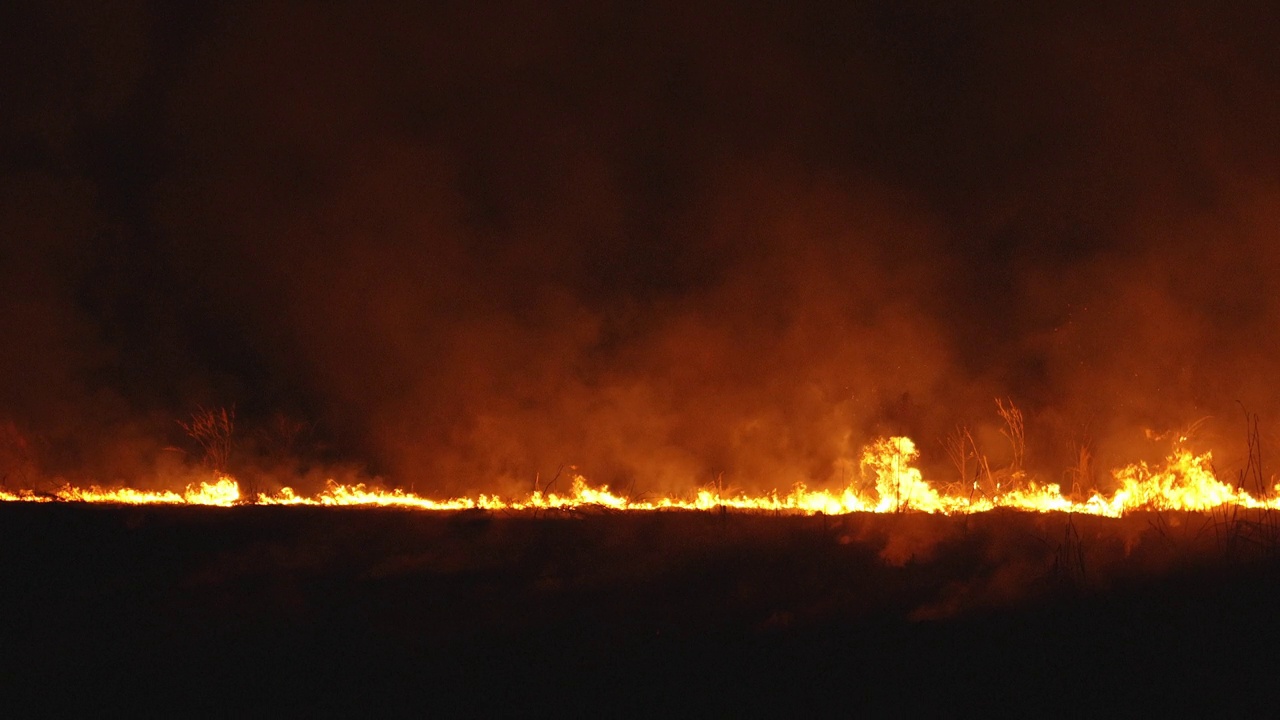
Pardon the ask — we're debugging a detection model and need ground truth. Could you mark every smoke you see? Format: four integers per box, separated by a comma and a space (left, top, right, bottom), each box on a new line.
3, 1, 1280, 493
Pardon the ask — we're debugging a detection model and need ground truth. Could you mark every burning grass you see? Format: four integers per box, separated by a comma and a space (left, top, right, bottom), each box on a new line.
6, 410, 1280, 712
4, 433, 1278, 518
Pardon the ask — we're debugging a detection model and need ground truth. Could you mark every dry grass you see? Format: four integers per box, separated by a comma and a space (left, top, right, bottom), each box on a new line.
178, 406, 235, 476
1063, 440, 1095, 501
1217, 410, 1280, 559
943, 425, 976, 491
996, 397, 1025, 477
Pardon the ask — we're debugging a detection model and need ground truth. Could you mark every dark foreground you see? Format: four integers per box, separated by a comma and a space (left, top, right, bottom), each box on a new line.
2, 503, 1279, 716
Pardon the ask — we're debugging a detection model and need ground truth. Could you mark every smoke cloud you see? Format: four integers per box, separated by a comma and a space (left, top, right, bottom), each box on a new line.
3, 1, 1279, 494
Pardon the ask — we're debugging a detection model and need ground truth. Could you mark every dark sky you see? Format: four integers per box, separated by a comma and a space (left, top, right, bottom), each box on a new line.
3, 1, 1280, 493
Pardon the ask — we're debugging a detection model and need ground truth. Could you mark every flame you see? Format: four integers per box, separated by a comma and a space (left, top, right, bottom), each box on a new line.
1098, 445, 1262, 513
0, 477, 243, 506
3, 436, 1278, 516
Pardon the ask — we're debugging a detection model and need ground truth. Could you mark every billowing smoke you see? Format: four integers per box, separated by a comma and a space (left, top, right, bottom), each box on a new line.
3, 1, 1279, 495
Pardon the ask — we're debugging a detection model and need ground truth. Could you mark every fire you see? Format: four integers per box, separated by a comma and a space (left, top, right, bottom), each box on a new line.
0, 477, 243, 507
1100, 445, 1261, 513
3, 436, 1278, 516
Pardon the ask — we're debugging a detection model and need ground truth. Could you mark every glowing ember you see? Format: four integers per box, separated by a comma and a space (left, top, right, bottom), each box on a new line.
3, 436, 1277, 516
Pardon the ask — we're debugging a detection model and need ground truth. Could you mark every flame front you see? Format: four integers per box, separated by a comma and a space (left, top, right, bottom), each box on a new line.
3, 436, 1277, 516
0, 478, 243, 507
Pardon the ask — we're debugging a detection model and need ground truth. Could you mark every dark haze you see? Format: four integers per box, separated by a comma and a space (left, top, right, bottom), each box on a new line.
3, 1, 1280, 495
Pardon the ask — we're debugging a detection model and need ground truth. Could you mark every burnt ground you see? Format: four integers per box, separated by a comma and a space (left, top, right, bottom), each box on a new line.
1, 503, 1279, 716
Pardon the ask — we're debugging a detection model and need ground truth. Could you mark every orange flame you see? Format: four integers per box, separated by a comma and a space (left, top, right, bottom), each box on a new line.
3, 436, 1277, 516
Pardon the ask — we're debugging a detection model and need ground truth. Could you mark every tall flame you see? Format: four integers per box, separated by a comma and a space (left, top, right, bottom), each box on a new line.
2, 436, 1277, 516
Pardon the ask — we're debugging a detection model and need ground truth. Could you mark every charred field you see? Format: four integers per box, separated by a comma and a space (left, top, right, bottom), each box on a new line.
4, 503, 1280, 715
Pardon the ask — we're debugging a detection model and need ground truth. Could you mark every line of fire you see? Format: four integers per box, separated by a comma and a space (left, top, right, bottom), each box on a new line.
4, 432, 1276, 518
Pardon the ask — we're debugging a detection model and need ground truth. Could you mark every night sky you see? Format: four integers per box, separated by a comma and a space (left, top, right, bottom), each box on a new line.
3, 1, 1280, 495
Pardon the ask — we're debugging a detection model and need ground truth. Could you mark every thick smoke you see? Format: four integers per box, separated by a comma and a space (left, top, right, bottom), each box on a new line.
3, 1, 1279, 494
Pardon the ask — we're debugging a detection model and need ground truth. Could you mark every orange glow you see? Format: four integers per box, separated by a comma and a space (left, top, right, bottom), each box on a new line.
1, 477, 244, 507
2, 436, 1276, 516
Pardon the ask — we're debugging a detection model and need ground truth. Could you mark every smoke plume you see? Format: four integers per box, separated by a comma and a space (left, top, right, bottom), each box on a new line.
3, 1, 1279, 494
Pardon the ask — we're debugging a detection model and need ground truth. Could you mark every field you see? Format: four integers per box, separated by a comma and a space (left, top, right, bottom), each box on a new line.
3, 503, 1280, 715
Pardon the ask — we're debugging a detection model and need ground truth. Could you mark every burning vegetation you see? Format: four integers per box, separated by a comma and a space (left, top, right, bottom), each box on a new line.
3, 403, 1278, 520
6, 2, 1280, 713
